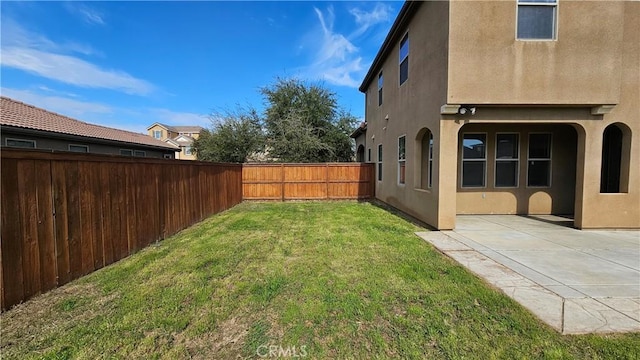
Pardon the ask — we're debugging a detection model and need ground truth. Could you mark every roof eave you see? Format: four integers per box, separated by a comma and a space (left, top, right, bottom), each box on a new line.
358, 1, 422, 93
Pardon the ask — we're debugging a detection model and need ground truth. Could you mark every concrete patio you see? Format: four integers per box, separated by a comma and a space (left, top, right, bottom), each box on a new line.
416, 215, 640, 334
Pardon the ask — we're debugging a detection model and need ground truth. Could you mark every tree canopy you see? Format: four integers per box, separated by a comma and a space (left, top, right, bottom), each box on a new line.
194, 78, 357, 163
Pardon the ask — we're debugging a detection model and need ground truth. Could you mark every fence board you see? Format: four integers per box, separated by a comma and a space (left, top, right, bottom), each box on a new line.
243, 163, 374, 200
1, 149, 242, 310
1, 159, 24, 309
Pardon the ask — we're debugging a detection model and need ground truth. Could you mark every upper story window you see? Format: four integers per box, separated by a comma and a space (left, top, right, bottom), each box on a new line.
153, 130, 163, 139
377, 72, 383, 106
399, 34, 409, 85
517, 0, 558, 40
377, 144, 383, 181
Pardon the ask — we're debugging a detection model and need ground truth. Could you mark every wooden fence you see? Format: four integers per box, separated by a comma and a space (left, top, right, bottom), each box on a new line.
243, 163, 375, 200
1, 149, 242, 310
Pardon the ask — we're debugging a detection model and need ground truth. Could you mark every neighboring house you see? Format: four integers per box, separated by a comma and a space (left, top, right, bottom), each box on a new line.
356, 1, 638, 230
147, 123, 203, 160
0, 97, 178, 158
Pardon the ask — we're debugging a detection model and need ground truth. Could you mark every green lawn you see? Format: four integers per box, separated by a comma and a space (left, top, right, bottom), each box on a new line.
2, 201, 638, 359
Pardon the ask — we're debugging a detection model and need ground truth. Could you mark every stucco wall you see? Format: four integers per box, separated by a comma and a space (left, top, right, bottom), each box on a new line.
447, 0, 625, 105
363, 1, 450, 227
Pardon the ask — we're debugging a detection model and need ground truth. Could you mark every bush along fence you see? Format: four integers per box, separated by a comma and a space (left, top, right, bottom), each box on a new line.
242, 163, 375, 200
0, 149, 242, 310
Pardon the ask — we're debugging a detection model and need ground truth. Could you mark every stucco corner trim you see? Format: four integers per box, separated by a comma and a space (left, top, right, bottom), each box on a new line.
591, 105, 616, 115
440, 104, 461, 115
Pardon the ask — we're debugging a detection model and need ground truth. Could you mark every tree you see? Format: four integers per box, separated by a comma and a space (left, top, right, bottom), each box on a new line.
193, 106, 264, 163
261, 78, 356, 163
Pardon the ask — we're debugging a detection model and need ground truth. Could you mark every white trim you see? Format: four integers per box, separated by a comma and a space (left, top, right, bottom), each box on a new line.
526, 132, 553, 188
495, 133, 520, 188
398, 134, 407, 186
515, 0, 558, 41
377, 144, 383, 182
399, 32, 409, 86
460, 132, 488, 188
5, 137, 36, 148
68, 144, 89, 153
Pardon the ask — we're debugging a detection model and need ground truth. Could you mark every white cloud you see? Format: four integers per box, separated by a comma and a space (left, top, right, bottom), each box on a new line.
0, 20, 153, 95
1, 87, 113, 118
299, 7, 363, 88
149, 108, 210, 128
299, 4, 392, 88
2, 47, 155, 95
64, 3, 105, 26
349, 3, 392, 38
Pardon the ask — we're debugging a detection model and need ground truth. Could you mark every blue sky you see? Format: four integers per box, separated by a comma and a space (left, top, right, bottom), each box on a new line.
1, 1, 402, 134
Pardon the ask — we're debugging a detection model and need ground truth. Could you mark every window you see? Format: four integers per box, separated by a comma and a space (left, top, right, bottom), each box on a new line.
377, 144, 383, 181
378, 72, 383, 106
495, 134, 519, 187
600, 125, 623, 193
133, 150, 146, 157
163, 154, 173, 159
399, 34, 409, 85
417, 129, 433, 190
153, 130, 163, 139
367, 148, 372, 162
6, 138, 35, 148
185, 146, 193, 156
68, 144, 88, 153
462, 134, 486, 187
120, 149, 133, 156
398, 136, 406, 185
527, 133, 552, 187
517, 0, 557, 40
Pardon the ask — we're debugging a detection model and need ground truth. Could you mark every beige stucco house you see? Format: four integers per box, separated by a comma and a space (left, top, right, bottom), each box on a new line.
355, 1, 639, 230
147, 123, 203, 160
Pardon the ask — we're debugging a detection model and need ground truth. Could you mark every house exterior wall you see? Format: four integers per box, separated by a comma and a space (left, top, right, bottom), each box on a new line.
361, 1, 639, 229
1, 131, 174, 158
148, 124, 200, 160
447, 0, 624, 105
363, 1, 450, 227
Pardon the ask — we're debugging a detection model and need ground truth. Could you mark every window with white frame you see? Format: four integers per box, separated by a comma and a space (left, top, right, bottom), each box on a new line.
185, 146, 193, 156
398, 136, 406, 185
517, 0, 558, 40
69, 144, 88, 153
153, 130, 163, 139
133, 150, 146, 157
6, 138, 36, 148
120, 149, 133, 156
495, 134, 519, 187
399, 34, 409, 85
527, 133, 552, 187
377, 144, 383, 181
377, 72, 383, 106
462, 134, 486, 188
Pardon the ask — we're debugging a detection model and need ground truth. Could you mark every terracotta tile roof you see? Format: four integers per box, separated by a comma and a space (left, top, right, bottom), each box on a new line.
1, 96, 178, 150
